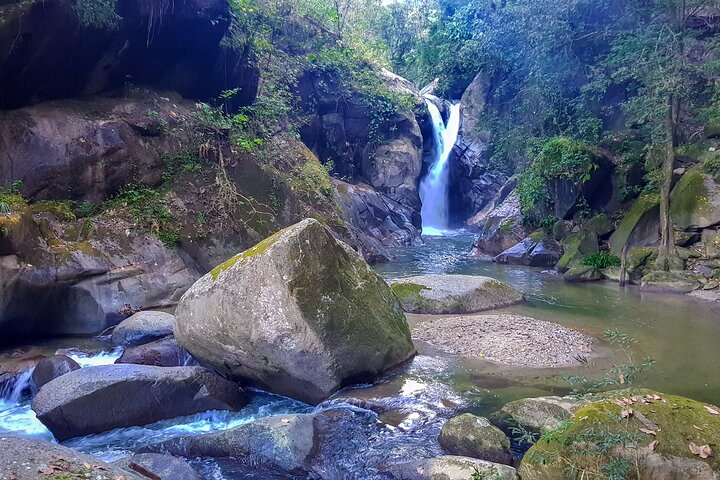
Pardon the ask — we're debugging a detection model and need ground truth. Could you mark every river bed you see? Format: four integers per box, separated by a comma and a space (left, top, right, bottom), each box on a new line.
1, 232, 719, 478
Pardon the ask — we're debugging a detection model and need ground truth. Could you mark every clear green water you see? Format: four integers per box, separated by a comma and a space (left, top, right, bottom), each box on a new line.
374, 232, 720, 414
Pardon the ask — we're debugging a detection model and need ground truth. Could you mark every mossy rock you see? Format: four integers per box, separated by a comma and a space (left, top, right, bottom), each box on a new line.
704, 123, 720, 139
438, 413, 513, 465
670, 167, 720, 230
600, 266, 622, 282
583, 214, 614, 237
390, 274, 523, 314
641, 271, 699, 293
556, 231, 598, 272
552, 219, 571, 241
490, 396, 588, 435
520, 390, 720, 480
610, 194, 660, 256
563, 265, 602, 282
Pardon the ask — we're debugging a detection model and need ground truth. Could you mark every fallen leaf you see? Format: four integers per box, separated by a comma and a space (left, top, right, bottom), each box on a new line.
621, 408, 634, 418
690, 443, 714, 459
639, 428, 657, 436
704, 406, 719, 415
648, 440, 658, 451
693, 425, 705, 431
619, 372, 625, 384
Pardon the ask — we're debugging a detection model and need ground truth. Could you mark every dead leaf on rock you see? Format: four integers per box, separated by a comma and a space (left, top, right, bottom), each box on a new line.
648, 440, 658, 451
689, 443, 714, 459
704, 406, 719, 415
639, 428, 657, 436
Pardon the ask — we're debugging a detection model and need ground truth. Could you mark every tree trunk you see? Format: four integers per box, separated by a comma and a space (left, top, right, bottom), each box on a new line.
657, 95, 678, 271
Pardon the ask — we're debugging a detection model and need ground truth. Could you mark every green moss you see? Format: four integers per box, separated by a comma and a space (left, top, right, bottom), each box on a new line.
31, 200, 76, 221
210, 229, 283, 280
498, 217, 516, 233
390, 282, 431, 300
609, 194, 659, 256
521, 390, 720, 479
529, 229, 549, 243
670, 167, 711, 229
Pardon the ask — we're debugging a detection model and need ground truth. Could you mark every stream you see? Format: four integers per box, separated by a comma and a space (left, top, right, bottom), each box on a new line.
1, 232, 719, 478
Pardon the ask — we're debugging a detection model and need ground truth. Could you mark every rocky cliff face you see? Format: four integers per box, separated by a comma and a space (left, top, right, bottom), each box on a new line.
0, 0, 427, 339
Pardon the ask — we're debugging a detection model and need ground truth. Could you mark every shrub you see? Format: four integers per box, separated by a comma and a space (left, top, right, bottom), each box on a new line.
581, 252, 621, 269
73, 0, 121, 29
702, 154, 720, 182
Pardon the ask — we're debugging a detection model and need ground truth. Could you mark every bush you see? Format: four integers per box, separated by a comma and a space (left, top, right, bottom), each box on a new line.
73, 0, 121, 29
702, 154, 720, 182
581, 252, 620, 269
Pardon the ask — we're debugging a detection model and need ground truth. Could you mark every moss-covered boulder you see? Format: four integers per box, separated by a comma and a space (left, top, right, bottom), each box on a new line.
641, 271, 699, 293
610, 194, 660, 256
563, 265, 603, 282
390, 274, 523, 314
670, 167, 720, 230
175, 218, 415, 404
556, 230, 599, 272
490, 396, 588, 434
520, 391, 720, 479
583, 214, 615, 237
438, 413, 513, 464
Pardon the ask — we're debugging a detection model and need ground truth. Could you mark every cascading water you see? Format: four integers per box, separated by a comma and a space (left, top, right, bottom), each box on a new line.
419, 100, 461, 236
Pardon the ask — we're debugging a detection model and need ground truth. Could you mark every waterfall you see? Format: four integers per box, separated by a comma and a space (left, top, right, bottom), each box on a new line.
0, 368, 34, 404
419, 100, 461, 236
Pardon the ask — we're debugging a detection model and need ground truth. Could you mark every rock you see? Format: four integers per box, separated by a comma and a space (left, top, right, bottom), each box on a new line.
469, 179, 531, 257
111, 311, 176, 346
143, 414, 316, 475
115, 337, 190, 367
390, 275, 523, 314
388, 456, 519, 480
32, 365, 247, 441
0, 437, 144, 480
490, 396, 587, 433
174, 219, 415, 404
438, 414, 512, 465
563, 265, 603, 282
0, 349, 44, 399
626, 246, 659, 282
333, 179, 422, 263
31, 355, 80, 390
556, 230, 599, 272
671, 167, 720, 230
494, 234, 563, 268
112, 453, 201, 480
583, 213, 615, 237
641, 271, 700, 293
520, 390, 720, 480
601, 266, 622, 281
610, 194, 660, 256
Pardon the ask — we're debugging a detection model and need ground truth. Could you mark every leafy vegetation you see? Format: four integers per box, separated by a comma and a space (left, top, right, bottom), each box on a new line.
73, 0, 121, 29
582, 252, 621, 269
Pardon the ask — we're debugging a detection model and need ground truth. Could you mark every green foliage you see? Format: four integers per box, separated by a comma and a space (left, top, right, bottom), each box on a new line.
106, 183, 180, 247
163, 151, 204, 182
73, 0, 121, 29
582, 252, 621, 269
73, 201, 98, 218
702, 154, 720, 182
517, 137, 599, 222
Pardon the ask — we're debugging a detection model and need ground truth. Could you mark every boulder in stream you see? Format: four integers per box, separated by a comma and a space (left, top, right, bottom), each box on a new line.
390, 274, 523, 314
32, 365, 247, 440
0, 437, 144, 480
31, 354, 80, 390
490, 395, 588, 433
113, 453, 201, 480
115, 336, 191, 367
388, 455, 519, 480
438, 413, 513, 465
174, 218, 415, 404
111, 310, 176, 346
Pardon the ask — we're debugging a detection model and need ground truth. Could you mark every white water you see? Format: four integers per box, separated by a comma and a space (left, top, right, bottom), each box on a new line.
419, 101, 461, 236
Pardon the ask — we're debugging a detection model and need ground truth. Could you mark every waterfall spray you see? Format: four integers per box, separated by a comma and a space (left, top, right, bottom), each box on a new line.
419, 100, 461, 235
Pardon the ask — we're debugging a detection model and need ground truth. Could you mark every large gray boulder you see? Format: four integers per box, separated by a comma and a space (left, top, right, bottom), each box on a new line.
439, 414, 513, 464
494, 235, 563, 268
115, 337, 190, 367
111, 310, 176, 346
143, 414, 316, 475
0, 437, 143, 480
31, 355, 80, 390
388, 455, 519, 480
390, 275, 523, 314
175, 218, 415, 404
490, 396, 587, 433
112, 453, 201, 480
32, 365, 247, 440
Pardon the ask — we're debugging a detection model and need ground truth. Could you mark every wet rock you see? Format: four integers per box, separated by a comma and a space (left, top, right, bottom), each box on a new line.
0, 349, 44, 398
111, 311, 176, 347
32, 365, 247, 441
671, 167, 720, 230
609, 194, 660, 256
494, 234, 563, 268
175, 219, 415, 404
438, 414, 512, 465
115, 337, 191, 367
0, 437, 143, 480
641, 271, 700, 293
143, 414, 316, 475
563, 265, 603, 282
390, 274, 523, 314
601, 266, 622, 282
113, 453, 201, 480
490, 396, 587, 433
556, 230, 599, 272
333, 179, 422, 263
520, 390, 720, 480
583, 214, 614, 237
31, 355, 80, 390
388, 455, 519, 480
